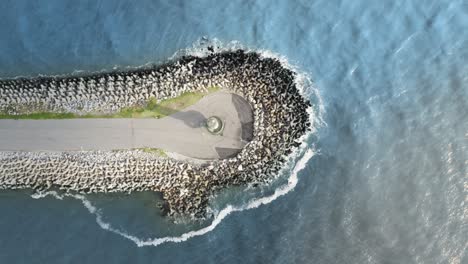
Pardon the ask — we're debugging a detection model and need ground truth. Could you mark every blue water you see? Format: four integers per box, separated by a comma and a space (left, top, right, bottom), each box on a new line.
0, 0, 467, 263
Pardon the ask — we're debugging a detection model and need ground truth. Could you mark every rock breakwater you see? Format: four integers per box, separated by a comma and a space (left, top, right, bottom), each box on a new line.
0, 50, 311, 218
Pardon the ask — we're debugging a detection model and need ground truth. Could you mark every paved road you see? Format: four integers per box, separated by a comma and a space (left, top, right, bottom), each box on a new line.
0, 92, 253, 160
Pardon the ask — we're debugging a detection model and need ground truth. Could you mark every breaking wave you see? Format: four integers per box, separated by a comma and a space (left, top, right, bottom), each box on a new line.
174, 38, 325, 130
31, 39, 324, 247
32, 147, 315, 247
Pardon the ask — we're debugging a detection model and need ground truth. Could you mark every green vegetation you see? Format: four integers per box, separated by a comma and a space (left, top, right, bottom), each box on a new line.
111, 147, 168, 157
0, 112, 77, 120
139, 147, 168, 157
115, 85, 219, 118
0, 86, 220, 120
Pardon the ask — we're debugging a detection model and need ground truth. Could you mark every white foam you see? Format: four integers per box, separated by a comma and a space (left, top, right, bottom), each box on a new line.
171, 38, 325, 130
30, 148, 315, 247
31, 191, 64, 200
31, 39, 324, 247
138, 148, 314, 246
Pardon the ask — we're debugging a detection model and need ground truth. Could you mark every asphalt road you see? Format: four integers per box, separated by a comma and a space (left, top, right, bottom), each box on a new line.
0, 92, 253, 160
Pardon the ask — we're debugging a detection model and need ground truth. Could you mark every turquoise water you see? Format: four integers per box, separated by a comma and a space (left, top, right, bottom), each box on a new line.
0, 0, 467, 263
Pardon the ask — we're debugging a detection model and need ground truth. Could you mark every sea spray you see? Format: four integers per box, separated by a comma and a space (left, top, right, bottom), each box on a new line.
31, 147, 316, 247
23, 40, 324, 246
176, 38, 325, 130
1, 46, 312, 216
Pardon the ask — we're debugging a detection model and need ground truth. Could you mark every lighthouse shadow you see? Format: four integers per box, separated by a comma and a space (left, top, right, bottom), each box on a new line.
166, 108, 206, 128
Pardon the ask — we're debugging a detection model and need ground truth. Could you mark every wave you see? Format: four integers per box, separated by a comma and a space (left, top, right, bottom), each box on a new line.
31, 38, 324, 247
173, 37, 325, 130
32, 147, 315, 247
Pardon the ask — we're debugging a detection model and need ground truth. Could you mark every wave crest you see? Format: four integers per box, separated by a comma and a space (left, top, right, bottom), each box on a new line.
31, 38, 324, 247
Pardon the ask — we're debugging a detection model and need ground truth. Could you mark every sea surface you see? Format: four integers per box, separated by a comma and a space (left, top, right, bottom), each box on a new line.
0, 0, 467, 263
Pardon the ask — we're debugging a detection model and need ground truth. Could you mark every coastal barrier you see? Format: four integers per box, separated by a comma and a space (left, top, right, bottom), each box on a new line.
0, 50, 311, 218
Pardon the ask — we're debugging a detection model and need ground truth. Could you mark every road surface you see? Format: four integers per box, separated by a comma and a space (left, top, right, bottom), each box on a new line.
0, 92, 253, 160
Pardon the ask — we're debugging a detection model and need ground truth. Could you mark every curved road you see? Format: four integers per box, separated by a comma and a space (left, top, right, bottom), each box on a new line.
0, 92, 253, 160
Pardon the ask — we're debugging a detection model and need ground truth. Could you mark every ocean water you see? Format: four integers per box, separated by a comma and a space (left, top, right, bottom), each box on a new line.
0, 0, 467, 263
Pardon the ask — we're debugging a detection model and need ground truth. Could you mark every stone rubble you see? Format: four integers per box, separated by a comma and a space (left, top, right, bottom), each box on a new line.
0, 50, 311, 218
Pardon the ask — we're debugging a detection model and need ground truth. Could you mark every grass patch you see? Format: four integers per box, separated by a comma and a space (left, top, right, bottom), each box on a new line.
111, 147, 168, 157
0, 112, 77, 120
139, 147, 168, 157
0, 86, 220, 120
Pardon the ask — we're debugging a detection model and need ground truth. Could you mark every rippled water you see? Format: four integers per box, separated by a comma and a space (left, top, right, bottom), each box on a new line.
0, 0, 467, 263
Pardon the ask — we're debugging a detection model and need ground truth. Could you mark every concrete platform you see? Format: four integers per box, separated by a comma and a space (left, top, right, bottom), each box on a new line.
0, 92, 253, 160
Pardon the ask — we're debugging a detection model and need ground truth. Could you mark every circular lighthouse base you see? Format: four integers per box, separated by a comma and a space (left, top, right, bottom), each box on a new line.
205, 116, 224, 135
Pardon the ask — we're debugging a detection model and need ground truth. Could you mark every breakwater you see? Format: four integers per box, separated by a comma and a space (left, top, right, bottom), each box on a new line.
0, 50, 311, 218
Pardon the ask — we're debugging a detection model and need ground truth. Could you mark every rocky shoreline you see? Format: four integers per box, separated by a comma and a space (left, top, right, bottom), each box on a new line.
0, 50, 311, 218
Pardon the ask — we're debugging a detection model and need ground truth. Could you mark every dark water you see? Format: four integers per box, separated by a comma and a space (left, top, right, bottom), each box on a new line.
0, 0, 467, 263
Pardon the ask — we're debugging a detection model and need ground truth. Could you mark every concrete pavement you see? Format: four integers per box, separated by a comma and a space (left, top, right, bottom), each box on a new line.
0, 92, 253, 160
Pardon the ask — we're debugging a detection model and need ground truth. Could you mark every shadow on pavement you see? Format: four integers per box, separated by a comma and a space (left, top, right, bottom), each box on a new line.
231, 94, 254, 142
215, 147, 241, 159
168, 109, 206, 128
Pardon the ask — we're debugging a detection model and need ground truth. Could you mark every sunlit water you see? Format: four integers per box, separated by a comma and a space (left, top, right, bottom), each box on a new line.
0, 0, 466, 263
